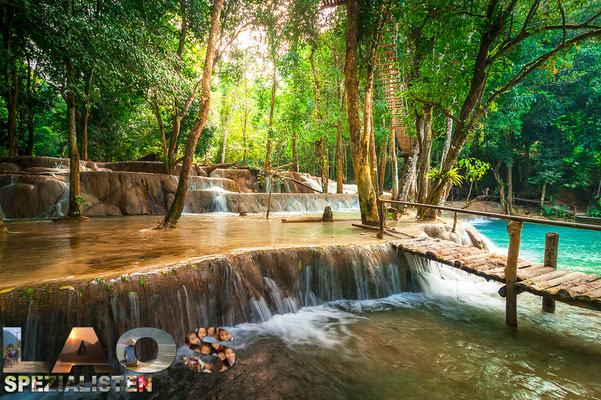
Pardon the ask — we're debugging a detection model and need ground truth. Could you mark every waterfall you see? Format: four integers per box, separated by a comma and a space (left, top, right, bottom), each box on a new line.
0, 243, 418, 364
209, 187, 229, 212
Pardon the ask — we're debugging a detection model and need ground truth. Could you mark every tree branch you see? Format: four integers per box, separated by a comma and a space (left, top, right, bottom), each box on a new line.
488, 9, 601, 64
479, 28, 601, 121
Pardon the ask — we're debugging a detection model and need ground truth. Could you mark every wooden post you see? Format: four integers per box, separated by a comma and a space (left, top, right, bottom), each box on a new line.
377, 199, 384, 239
542, 232, 559, 313
452, 212, 458, 233
505, 220, 523, 329
266, 174, 273, 219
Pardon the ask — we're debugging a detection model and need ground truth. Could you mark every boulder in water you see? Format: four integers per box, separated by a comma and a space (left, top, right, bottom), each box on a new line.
419, 221, 488, 251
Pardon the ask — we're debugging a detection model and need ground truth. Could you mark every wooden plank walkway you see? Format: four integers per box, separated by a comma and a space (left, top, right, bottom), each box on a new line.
393, 238, 601, 311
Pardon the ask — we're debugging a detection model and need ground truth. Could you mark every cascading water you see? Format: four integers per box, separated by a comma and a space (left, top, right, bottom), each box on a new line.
4, 241, 601, 398
208, 187, 229, 212
0, 243, 416, 364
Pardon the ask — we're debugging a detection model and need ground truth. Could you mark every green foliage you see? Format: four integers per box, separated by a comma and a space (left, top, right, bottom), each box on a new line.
428, 167, 464, 186
541, 205, 569, 218
458, 158, 491, 183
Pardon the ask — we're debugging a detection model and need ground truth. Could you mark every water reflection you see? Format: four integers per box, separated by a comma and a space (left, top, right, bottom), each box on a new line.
0, 212, 389, 287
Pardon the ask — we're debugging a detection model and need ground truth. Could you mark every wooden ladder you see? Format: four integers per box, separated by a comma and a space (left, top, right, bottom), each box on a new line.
376, 23, 412, 155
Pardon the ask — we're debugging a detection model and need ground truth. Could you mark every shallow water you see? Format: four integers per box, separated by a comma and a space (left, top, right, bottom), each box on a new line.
4, 215, 601, 399
151, 264, 601, 399
469, 218, 601, 273
0, 212, 387, 288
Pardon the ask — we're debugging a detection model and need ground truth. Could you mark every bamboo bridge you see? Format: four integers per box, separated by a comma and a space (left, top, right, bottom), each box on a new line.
377, 199, 601, 328
395, 237, 601, 310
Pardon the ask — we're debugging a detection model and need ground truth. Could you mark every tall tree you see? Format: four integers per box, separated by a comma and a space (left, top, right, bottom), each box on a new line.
158, 0, 225, 228
418, 0, 601, 218
343, 0, 387, 225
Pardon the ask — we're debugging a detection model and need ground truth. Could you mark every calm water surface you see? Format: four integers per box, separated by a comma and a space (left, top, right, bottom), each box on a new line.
469, 218, 601, 273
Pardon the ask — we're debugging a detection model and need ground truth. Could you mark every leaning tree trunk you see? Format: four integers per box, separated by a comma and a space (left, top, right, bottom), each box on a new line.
151, 96, 168, 166
168, 116, 181, 174
159, 0, 225, 228
344, 0, 378, 225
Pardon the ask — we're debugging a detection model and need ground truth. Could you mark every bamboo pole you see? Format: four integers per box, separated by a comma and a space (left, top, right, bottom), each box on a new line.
505, 220, 523, 328
542, 232, 559, 313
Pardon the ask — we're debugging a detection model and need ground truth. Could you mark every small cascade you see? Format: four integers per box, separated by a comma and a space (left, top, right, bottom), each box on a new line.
208, 187, 229, 212
184, 191, 359, 213
188, 176, 239, 192
0, 243, 417, 365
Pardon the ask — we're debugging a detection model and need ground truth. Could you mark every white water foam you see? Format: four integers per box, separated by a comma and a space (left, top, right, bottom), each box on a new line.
225, 254, 601, 352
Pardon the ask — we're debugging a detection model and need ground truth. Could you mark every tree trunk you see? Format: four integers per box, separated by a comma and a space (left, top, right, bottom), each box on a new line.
440, 116, 453, 165
379, 118, 389, 194
540, 182, 547, 208
26, 65, 34, 156
7, 56, 18, 156
389, 121, 399, 199
316, 138, 328, 193
27, 114, 34, 155
467, 181, 473, 202
416, 105, 433, 205
242, 109, 248, 166
221, 85, 238, 163
151, 96, 168, 165
344, 0, 378, 225
524, 142, 531, 190
66, 90, 81, 218
322, 138, 329, 193
336, 119, 343, 193
264, 66, 277, 171
398, 139, 418, 202
291, 131, 298, 172
80, 105, 89, 161
159, 0, 225, 228
507, 161, 513, 215
168, 114, 181, 174
492, 161, 508, 214
367, 96, 377, 193
80, 69, 93, 161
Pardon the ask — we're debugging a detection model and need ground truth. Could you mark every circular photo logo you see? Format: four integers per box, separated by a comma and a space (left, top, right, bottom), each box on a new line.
181, 326, 235, 373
